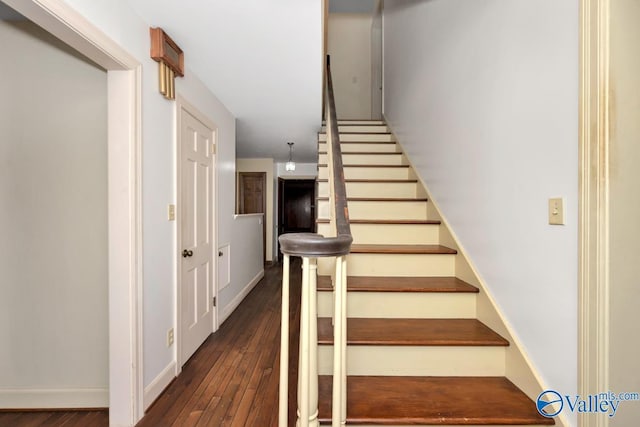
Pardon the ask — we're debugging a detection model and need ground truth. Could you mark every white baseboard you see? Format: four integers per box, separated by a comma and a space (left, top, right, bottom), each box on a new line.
0, 388, 108, 409
143, 360, 176, 411
219, 269, 265, 324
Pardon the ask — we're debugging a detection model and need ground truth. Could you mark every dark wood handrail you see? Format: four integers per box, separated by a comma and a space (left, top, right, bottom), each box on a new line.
279, 56, 352, 257
325, 56, 351, 239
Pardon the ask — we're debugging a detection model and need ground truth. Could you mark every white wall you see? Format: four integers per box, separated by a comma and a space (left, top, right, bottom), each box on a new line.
219, 214, 265, 324
383, 0, 578, 403
328, 13, 373, 119
609, 1, 640, 424
236, 158, 275, 262
0, 20, 108, 406
49, 0, 241, 397
370, 5, 383, 120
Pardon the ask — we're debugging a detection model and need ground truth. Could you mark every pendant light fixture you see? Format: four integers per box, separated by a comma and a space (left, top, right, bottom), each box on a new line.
285, 142, 296, 172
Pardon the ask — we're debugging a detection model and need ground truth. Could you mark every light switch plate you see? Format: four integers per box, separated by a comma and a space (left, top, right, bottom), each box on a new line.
549, 197, 565, 225
168, 204, 176, 221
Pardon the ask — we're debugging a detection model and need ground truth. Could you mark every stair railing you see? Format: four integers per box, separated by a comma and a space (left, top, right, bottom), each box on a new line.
279, 56, 352, 427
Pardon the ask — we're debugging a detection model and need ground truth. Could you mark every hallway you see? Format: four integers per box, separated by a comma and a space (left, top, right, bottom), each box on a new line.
137, 260, 298, 426
0, 261, 297, 427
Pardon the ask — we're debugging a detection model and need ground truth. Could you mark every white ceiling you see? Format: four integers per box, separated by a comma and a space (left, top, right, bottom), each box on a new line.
128, 0, 323, 162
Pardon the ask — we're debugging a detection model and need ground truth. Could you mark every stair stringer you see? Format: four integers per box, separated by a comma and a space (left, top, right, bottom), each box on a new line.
389, 136, 569, 427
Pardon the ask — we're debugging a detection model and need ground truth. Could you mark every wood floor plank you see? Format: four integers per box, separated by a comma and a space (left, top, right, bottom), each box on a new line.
0, 412, 22, 426
0, 410, 108, 427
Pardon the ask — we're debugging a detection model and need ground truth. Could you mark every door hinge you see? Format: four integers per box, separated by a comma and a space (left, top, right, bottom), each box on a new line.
213, 296, 216, 307
211, 143, 216, 155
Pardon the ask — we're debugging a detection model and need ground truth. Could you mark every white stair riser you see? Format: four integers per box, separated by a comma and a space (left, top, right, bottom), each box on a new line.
317, 222, 440, 245
347, 201, 428, 220
317, 200, 429, 220
320, 125, 390, 133
318, 142, 399, 153
317, 291, 476, 318
318, 133, 395, 142
318, 346, 505, 376
318, 254, 455, 276
318, 153, 405, 166
318, 166, 410, 180
317, 181, 419, 199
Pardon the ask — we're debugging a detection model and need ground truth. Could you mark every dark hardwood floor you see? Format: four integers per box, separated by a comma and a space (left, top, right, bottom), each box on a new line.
137, 260, 299, 427
0, 409, 108, 427
0, 261, 299, 427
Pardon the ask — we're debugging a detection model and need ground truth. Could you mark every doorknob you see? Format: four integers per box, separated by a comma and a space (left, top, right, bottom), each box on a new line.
218, 251, 223, 257
182, 249, 193, 258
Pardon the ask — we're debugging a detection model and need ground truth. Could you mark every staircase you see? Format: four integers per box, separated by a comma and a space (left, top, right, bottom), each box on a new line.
313, 120, 554, 426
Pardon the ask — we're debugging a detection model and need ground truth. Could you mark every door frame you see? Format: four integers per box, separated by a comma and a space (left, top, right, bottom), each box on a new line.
176, 96, 218, 372
579, 1, 610, 427
3, 0, 144, 424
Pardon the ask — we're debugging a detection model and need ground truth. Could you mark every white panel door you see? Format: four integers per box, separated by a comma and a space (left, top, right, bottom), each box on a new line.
180, 106, 215, 364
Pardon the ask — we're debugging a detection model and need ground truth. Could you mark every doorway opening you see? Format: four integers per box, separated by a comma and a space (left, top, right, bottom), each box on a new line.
0, 11, 109, 409
1, 0, 144, 424
238, 172, 267, 260
277, 179, 316, 260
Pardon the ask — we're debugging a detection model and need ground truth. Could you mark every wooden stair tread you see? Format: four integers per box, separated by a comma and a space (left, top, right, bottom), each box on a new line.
317, 276, 478, 293
317, 318, 508, 346
317, 197, 428, 202
319, 151, 402, 155
316, 218, 441, 225
318, 143, 397, 145
318, 164, 409, 168
351, 244, 457, 254
318, 376, 554, 425
323, 120, 386, 124
317, 179, 417, 183
319, 132, 393, 136
334, 132, 393, 135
